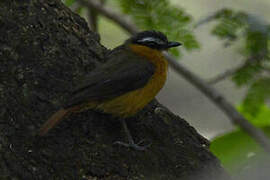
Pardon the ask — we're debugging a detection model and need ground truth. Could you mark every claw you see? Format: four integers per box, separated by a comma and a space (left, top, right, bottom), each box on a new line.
114, 140, 151, 151
114, 119, 151, 151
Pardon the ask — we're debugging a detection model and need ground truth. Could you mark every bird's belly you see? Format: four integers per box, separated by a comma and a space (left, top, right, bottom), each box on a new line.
97, 68, 167, 117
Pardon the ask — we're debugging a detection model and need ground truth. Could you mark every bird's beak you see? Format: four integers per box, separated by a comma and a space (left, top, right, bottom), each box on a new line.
167, 41, 182, 48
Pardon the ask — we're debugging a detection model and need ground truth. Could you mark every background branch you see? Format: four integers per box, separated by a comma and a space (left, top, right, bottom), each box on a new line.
77, 0, 138, 34
207, 63, 245, 84
78, 0, 270, 154
87, 8, 98, 31
87, 0, 106, 31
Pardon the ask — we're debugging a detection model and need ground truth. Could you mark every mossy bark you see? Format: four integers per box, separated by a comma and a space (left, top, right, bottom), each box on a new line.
0, 0, 230, 179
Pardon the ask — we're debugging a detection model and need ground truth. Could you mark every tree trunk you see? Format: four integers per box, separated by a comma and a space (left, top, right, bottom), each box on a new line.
0, 0, 230, 179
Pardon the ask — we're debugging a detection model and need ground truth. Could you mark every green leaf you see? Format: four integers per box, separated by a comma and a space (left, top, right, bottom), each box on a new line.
63, 0, 75, 7
169, 48, 180, 57
75, 6, 84, 15
210, 9, 248, 43
210, 127, 270, 173
232, 63, 262, 86
211, 18, 241, 41
241, 78, 270, 117
246, 30, 268, 56
238, 104, 270, 127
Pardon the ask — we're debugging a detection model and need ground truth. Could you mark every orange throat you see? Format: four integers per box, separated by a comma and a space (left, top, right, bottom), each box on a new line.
128, 44, 168, 71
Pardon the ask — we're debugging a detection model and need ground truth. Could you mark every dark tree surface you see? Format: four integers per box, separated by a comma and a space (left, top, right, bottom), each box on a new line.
0, 0, 230, 179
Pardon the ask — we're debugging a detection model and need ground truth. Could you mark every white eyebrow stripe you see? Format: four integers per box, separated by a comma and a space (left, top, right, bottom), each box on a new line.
137, 37, 165, 44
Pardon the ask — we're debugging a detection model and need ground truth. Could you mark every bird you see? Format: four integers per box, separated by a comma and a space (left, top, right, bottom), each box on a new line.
38, 30, 181, 150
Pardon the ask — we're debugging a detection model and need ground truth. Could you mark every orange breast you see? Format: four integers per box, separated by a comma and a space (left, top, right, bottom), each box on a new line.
96, 44, 168, 117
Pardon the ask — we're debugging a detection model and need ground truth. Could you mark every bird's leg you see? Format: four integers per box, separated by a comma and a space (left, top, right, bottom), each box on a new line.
114, 118, 151, 151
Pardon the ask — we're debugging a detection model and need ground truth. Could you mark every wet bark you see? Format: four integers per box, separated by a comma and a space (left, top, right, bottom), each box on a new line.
0, 0, 230, 179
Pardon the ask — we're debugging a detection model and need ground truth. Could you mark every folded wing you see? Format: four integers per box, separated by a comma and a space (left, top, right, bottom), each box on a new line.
63, 48, 155, 108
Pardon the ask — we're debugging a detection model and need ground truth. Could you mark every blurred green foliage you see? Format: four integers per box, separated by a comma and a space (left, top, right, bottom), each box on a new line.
242, 78, 270, 117
212, 104, 270, 171
117, 0, 199, 56
211, 9, 247, 42
62, 0, 84, 14
210, 126, 270, 173
238, 104, 270, 127
64, 0, 75, 7
206, 9, 270, 172
205, 9, 270, 118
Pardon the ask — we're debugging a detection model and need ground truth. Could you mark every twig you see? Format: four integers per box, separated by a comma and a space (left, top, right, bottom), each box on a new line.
208, 53, 270, 84
77, 0, 270, 154
88, 8, 98, 32
195, 13, 217, 28
207, 63, 245, 84
87, 0, 106, 32
77, 0, 138, 34
165, 53, 270, 153
262, 66, 270, 72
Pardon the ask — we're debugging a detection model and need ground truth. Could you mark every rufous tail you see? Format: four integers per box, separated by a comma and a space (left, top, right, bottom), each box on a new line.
38, 108, 70, 136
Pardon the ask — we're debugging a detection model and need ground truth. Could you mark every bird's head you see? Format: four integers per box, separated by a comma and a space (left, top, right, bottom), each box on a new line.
126, 30, 181, 50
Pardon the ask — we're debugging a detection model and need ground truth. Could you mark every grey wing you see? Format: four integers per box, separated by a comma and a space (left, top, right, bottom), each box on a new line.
63, 51, 155, 108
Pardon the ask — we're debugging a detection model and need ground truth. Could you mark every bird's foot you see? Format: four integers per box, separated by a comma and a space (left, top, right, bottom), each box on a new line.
114, 139, 151, 151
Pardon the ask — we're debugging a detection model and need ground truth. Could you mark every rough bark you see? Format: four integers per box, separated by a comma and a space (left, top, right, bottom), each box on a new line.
0, 0, 230, 179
